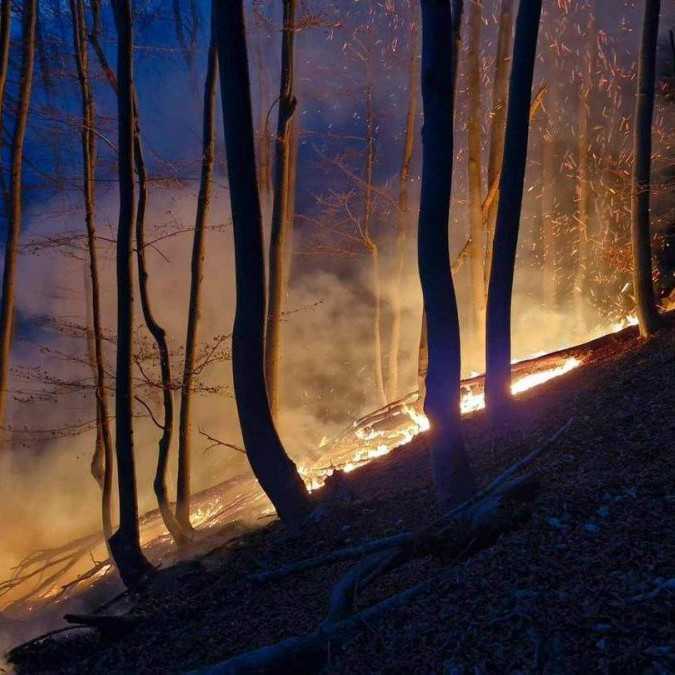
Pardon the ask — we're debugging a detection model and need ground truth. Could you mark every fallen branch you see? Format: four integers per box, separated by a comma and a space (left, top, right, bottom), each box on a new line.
252, 418, 574, 585
199, 419, 574, 672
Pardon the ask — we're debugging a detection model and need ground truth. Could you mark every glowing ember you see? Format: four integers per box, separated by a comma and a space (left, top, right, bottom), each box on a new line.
301, 356, 582, 491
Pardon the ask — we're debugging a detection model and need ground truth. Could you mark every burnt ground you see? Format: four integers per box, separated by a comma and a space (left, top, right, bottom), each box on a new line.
7, 315, 675, 674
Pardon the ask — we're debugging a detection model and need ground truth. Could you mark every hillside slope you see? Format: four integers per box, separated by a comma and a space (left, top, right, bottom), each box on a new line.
9, 317, 675, 674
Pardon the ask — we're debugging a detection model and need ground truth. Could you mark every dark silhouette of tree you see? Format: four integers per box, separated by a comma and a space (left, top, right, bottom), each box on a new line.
88, 0, 185, 546
176, 8, 219, 534
69, 0, 113, 539
109, 0, 153, 586
214, 0, 311, 524
418, 0, 476, 508
0, 0, 36, 433
485, 0, 543, 415
265, 0, 299, 419
417, 0, 463, 407
631, 0, 661, 337
0, 0, 11, 204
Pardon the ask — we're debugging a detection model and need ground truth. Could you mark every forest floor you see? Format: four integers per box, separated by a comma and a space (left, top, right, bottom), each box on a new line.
7, 314, 675, 674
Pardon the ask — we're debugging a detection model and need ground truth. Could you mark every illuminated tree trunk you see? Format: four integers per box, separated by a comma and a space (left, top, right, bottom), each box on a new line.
253, 37, 272, 198
214, 0, 311, 524
70, 0, 113, 539
109, 0, 153, 586
485, 0, 543, 415
574, 6, 596, 321
419, 0, 476, 508
484, 0, 514, 290
389, 22, 418, 402
467, 0, 485, 344
541, 44, 558, 306
417, 0, 463, 406
631, 0, 661, 337
176, 17, 218, 533
0, 0, 36, 434
363, 76, 387, 407
265, 0, 298, 419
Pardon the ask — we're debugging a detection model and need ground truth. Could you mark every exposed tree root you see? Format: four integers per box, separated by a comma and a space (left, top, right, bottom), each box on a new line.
191, 419, 574, 673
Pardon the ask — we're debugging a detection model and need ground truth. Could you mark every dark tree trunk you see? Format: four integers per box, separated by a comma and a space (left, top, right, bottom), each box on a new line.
265, 0, 298, 420
417, 0, 462, 409
631, 0, 661, 337
389, 20, 419, 402
109, 0, 153, 587
484, 0, 514, 291
418, 0, 476, 509
485, 0, 543, 415
89, 0, 184, 545
0, 0, 36, 433
0, 0, 11, 205
176, 12, 218, 533
134, 108, 186, 545
70, 0, 113, 539
214, 0, 311, 524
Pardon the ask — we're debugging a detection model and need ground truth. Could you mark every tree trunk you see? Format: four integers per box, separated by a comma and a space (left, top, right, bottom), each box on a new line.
176, 14, 218, 533
485, 0, 543, 415
484, 0, 514, 290
389, 21, 418, 403
109, 0, 153, 587
70, 0, 113, 540
214, 0, 311, 524
573, 5, 596, 323
265, 0, 298, 420
0, 0, 11, 206
417, 0, 463, 410
362, 74, 387, 408
418, 0, 476, 509
631, 0, 661, 337
89, 0, 184, 545
0, 0, 36, 434
134, 109, 186, 544
467, 0, 485, 346
540, 41, 557, 306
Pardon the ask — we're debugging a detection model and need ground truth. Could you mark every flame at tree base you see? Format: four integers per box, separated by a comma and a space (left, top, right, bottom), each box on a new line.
299, 356, 582, 491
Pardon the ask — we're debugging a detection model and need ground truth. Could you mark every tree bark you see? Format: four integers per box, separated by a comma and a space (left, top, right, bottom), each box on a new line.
109, 0, 153, 587
362, 73, 387, 408
214, 0, 311, 524
484, 0, 514, 291
265, 0, 298, 420
0, 0, 11, 206
417, 0, 463, 409
70, 0, 113, 540
467, 0, 485, 346
176, 14, 218, 533
388, 20, 418, 403
631, 0, 661, 337
0, 0, 36, 434
87, 0, 183, 544
540, 38, 558, 306
573, 4, 596, 322
418, 0, 476, 508
484, 0, 543, 415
